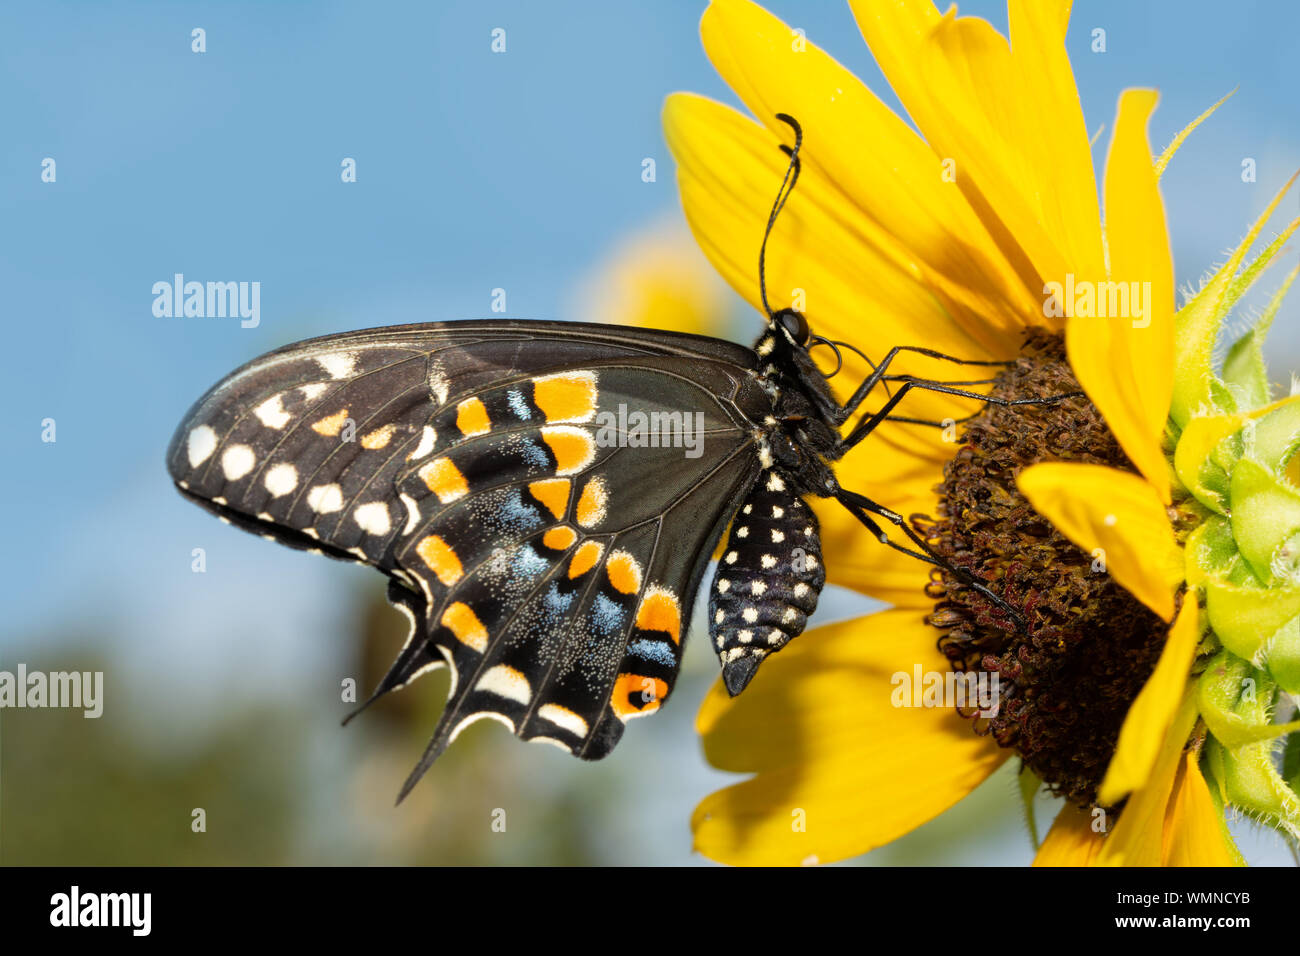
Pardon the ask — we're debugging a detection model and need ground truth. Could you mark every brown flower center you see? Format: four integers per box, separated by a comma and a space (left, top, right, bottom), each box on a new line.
914, 328, 1168, 808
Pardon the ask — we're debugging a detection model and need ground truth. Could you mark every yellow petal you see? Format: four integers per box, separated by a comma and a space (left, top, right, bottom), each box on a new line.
1004, 0, 1105, 283
1033, 803, 1106, 866
1017, 463, 1183, 621
852, 0, 1105, 304
1162, 751, 1244, 866
694, 609, 1007, 864
1067, 89, 1175, 500
695, 0, 1037, 354
1097, 602, 1201, 805
1094, 684, 1198, 866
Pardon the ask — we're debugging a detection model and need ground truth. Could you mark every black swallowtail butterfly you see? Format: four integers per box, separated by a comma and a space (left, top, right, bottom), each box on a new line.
167, 115, 1053, 800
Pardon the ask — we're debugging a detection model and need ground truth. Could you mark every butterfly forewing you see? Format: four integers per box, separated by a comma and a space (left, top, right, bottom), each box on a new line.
167, 321, 770, 783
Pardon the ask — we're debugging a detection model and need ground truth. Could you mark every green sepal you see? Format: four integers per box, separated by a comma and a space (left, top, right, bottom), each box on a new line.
1172, 277, 1232, 428
1222, 262, 1299, 411
1017, 762, 1042, 851
1171, 179, 1298, 427
1186, 514, 1239, 587
1203, 574, 1300, 661
1174, 414, 1244, 513
1283, 732, 1300, 795
1206, 733, 1300, 844
1223, 221, 1300, 318
1197, 745, 1250, 867
1198, 651, 1300, 746
1229, 457, 1300, 583
1222, 327, 1271, 411
1262, 616, 1300, 695
1251, 393, 1300, 473
1185, 515, 1239, 587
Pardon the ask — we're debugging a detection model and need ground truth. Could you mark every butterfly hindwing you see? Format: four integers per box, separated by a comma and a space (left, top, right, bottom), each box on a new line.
167, 321, 770, 783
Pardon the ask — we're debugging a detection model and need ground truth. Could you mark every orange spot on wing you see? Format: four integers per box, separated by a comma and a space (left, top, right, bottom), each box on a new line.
575, 476, 607, 528
528, 478, 570, 520
610, 673, 668, 720
456, 397, 491, 437
541, 426, 595, 476
360, 423, 396, 449
533, 371, 596, 423
635, 587, 681, 644
605, 550, 642, 594
415, 535, 462, 585
568, 541, 604, 578
312, 408, 351, 436
542, 526, 577, 551
441, 602, 487, 652
419, 457, 468, 503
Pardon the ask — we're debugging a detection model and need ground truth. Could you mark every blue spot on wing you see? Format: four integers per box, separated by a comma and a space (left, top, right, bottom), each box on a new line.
590, 593, 625, 637
518, 438, 548, 469
507, 389, 532, 420
511, 543, 549, 579
627, 639, 676, 668
545, 583, 574, 615
498, 488, 543, 533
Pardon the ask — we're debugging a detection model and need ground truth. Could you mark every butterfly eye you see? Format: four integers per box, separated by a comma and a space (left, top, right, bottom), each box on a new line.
775, 309, 810, 346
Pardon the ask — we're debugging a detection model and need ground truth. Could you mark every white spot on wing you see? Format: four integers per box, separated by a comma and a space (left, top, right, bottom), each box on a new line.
187, 425, 217, 467
448, 711, 514, 745
254, 395, 291, 429
538, 703, 589, 737
306, 483, 344, 514
353, 501, 392, 536
264, 463, 298, 497
316, 352, 358, 380
408, 425, 436, 461
221, 444, 256, 480
399, 492, 421, 535
428, 364, 450, 405
475, 665, 531, 705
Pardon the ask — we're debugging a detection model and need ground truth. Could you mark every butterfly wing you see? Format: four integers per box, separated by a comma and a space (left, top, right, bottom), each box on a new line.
167, 321, 769, 790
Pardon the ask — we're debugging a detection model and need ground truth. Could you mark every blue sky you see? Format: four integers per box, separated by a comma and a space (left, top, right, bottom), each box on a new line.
2, 1, 1297, 865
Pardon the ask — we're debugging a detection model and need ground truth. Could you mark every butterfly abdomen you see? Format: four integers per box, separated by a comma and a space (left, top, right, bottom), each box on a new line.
709, 470, 825, 696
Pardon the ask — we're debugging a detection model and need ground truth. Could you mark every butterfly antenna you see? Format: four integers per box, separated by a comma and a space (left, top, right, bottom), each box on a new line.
759, 113, 803, 319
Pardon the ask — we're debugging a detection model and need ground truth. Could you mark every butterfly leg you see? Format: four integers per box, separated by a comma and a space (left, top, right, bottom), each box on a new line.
832, 345, 1012, 427
833, 488, 1029, 633
838, 377, 1082, 452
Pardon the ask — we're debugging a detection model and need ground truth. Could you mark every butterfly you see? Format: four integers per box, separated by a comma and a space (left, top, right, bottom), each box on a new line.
167, 115, 1039, 800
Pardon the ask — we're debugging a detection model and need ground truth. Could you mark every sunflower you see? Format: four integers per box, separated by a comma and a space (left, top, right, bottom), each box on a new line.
663, 0, 1300, 866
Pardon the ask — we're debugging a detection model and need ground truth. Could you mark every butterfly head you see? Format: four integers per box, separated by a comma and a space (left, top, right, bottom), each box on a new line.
771, 308, 810, 348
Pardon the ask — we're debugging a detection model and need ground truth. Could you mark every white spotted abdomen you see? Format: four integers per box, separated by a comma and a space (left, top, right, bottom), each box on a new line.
708, 473, 824, 696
